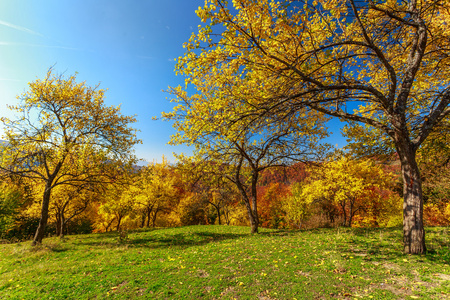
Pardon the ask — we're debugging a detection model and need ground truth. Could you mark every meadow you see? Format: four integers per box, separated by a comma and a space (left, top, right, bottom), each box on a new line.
1, 225, 449, 299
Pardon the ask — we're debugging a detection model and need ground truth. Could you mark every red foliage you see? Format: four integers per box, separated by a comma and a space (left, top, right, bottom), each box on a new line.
423, 203, 450, 226
258, 182, 291, 228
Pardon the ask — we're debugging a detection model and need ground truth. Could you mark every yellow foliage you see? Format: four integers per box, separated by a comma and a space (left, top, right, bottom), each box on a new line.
445, 203, 450, 222
0, 69, 140, 243
168, 0, 449, 251
302, 157, 401, 227
283, 182, 314, 229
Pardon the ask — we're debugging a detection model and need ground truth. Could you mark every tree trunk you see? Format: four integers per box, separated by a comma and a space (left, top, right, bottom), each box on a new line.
105, 219, 113, 232
141, 214, 145, 228
348, 199, 354, 227
237, 179, 258, 233
242, 198, 258, 233
32, 184, 52, 245
147, 208, 152, 227
231, 156, 260, 233
60, 213, 66, 238
152, 209, 159, 227
250, 217, 258, 233
55, 211, 62, 237
146, 203, 154, 227
210, 202, 222, 225
59, 201, 69, 238
250, 171, 259, 233
141, 211, 146, 228
116, 215, 122, 231
224, 208, 231, 225
340, 201, 347, 227
217, 206, 221, 225
397, 141, 426, 254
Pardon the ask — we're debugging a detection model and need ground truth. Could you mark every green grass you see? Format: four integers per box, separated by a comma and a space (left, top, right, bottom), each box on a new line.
1, 226, 449, 299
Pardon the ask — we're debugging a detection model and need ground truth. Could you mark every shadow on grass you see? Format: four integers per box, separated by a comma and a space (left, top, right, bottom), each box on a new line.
60, 225, 450, 264
26, 243, 70, 253
331, 226, 450, 264
75, 226, 249, 250
262, 226, 450, 265
129, 230, 249, 249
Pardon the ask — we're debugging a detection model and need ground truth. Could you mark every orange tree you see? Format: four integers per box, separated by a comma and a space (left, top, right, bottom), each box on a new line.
0, 69, 140, 245
258, 182, 290, 229
173, 0, 450, 254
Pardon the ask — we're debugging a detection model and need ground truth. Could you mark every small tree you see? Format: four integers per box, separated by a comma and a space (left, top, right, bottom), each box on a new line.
98, 183, 136, 232
174, 156, 242, 226
52, 183, 99, 237
283, 182, 315, 229
0, 69, 140, 245
132, 158, 180, 228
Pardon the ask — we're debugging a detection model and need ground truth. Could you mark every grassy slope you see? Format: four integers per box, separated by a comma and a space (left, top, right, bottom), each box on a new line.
0, 226, 449, 299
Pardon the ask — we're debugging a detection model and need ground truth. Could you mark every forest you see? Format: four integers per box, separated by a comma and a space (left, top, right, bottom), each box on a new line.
1, 0, 450, 259
1, 117, 449, 249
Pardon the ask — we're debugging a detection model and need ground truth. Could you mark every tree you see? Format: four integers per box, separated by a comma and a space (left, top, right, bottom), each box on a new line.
3, 179, 42, 241
301, 157, 402, 227
0, 69, 140, 245
415, 119, 450, 205
283, 182, 315, 229
97, 183, 136, 232
175, 0, 450, 253
176, 193, 211, 225
132, 158, 180, 228
166, 51, 329, 233
206, 178, 241, 225
165, 97, 328, 233
343, 109, 450, 225
174, 155, 243, 226
51, 183, 100, 237
258, 182, 290, 228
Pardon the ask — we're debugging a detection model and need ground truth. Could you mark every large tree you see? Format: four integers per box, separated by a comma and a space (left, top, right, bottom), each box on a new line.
173, 0, 450, 254
166, 80, 328, 233
0, 69, 140, 245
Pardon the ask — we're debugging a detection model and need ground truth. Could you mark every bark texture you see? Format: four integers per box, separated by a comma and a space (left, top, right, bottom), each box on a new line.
32, 185, 52, 245
397, 141, 426, 254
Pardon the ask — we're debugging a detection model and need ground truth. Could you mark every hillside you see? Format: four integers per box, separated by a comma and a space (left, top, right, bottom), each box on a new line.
1, 226, 449, 299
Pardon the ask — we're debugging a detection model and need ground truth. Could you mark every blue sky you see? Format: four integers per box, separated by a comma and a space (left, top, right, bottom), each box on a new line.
0, 0, 347, 163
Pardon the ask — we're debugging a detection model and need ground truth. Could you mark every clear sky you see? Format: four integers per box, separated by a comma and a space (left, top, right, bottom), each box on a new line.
0, 0, 347, 164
